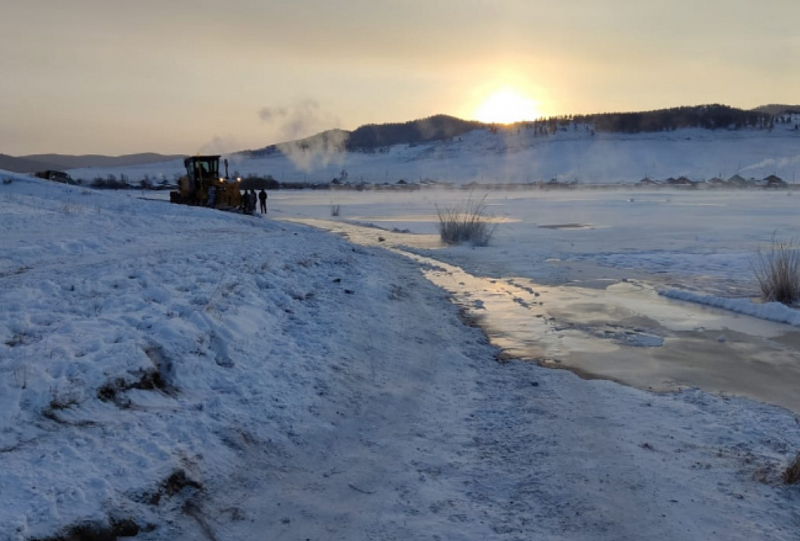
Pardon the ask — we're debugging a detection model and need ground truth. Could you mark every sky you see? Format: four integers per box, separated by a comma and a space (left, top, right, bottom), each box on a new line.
1, 0, 798, 156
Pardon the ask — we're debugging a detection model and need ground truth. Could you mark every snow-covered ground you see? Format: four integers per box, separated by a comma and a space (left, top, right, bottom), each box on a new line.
66, 123, 800, 186
2, 171, 800, 540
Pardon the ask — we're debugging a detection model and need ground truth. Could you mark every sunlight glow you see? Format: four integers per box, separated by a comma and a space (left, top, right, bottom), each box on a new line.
473, 88, 542, 124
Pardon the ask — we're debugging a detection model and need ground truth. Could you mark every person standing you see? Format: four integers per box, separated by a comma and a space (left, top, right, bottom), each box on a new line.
258, 189, 268, 214
247, 190, 257, 215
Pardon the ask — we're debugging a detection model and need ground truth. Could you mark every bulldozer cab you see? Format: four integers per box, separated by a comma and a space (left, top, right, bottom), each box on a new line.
184, 156, 220, 192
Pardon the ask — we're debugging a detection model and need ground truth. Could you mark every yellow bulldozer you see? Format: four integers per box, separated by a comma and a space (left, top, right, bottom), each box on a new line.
170, 155, 243, 210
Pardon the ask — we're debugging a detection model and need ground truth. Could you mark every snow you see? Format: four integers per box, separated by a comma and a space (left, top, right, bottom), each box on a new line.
660, 289, 800, 327
64, 124, 800, 189
65, 124, 800, 186
2, 169, 800, 540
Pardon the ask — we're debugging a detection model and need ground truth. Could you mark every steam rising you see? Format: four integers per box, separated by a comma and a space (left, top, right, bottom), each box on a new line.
741, 155, 800, 173
259, 99, 337, 140
198, 135, 242, 155
259, 100, 347, 172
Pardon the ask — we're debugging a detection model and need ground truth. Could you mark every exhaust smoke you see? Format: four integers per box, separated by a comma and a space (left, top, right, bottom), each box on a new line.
259, 99, 347, 172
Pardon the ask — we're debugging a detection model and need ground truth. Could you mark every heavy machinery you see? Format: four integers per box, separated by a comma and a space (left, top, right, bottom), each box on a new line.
170, 155, 242, 210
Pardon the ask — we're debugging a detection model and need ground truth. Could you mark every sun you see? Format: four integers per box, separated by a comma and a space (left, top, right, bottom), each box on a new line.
473, 88, 542, 124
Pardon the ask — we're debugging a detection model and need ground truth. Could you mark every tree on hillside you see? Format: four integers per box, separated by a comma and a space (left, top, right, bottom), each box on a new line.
573, 105, 770, 134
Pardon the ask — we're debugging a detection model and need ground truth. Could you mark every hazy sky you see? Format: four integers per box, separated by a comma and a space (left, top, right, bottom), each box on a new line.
1, 0, 798, 155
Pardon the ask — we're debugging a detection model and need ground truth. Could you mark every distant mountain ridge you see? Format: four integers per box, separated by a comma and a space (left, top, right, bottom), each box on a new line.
0, 152, 185, 174
57, 105, 800, 188
345, 115, 485, 150
4, 104, 795, 173
23, 152, 185, 170
572, 104, 770, 133
0, 154, 59, 174
241, 115, 486, 158
243, 105, 783, 156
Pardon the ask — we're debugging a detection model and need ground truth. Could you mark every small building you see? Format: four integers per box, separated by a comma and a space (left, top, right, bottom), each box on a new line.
728, 174, 747, 186
665, 176, 695, 186
764, 174, 787, 188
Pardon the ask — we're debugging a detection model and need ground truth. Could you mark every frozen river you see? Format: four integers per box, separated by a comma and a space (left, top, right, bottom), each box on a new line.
271, 187, 800, 413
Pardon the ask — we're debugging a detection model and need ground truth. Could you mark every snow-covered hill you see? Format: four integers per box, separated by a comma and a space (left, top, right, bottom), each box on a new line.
65, 120, 800, 187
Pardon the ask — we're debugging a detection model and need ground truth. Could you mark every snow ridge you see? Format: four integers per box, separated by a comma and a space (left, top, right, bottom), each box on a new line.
660, 288, 800, 327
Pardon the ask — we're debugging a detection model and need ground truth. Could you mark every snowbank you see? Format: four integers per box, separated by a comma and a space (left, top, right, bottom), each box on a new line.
660, 289, 800, 327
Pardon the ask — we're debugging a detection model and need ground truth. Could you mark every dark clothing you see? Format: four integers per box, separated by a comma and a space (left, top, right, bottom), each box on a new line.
258, 189, 268, 214
241, 191, 255, 215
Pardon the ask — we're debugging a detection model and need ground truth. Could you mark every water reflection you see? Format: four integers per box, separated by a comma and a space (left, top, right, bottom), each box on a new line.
283, 217, 800, 414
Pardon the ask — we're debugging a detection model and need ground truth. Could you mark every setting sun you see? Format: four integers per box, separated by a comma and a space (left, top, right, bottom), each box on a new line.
473, 88, 543, 124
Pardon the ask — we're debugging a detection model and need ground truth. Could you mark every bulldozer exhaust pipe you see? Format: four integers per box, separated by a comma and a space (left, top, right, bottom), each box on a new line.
224, 159, 229, 180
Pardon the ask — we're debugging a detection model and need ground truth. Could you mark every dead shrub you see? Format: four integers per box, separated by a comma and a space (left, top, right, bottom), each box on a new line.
48, 385, 81, 410
436, 195, 496, 246
30, 517, 146, 541
783, 452, 800, 484
752, 234, 800, 305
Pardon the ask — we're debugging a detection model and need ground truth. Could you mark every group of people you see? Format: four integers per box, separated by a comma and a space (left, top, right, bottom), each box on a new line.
241, 188, 268, 215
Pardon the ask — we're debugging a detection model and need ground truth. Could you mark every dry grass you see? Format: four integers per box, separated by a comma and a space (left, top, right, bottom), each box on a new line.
436, 195, 496, 247
752, 235, 800, 305
783, 452, 800, 484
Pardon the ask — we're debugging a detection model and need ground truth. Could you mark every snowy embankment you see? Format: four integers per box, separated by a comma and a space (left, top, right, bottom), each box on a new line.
2, 172, 436, 538
2, 171, 800, 540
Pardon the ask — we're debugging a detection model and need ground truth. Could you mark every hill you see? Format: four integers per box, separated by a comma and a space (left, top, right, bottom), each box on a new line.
240, 115, 485, 158
241, 105, 778, 156
753, 104, 800, 115
0, 153, 185, 174
241, 129, 350, 159
344, 114, 486, 150
574, 104, 770, 133
0, 153, 60, 174
64, 104, 800, 187
21, 152, 185, 170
